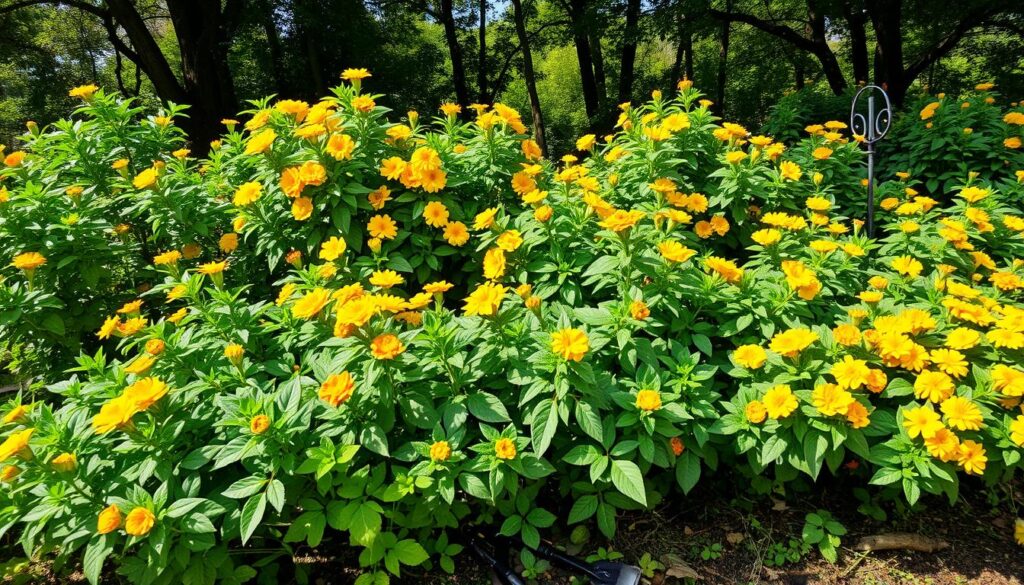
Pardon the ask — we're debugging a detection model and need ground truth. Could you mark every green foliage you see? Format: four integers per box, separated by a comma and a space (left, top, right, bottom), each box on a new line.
0, 78, 1022, 585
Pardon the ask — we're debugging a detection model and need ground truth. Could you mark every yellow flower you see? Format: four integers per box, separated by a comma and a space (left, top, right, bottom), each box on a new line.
830, 355, 870, 390
464, 282, 506, 317
474, 207, 499, 230
244, 128, 277, 155
424, 281, 454, 295
219, 233, 238, 254
427, 440, 453, 462
11, 252, 46, 271
291, 196, 313, 221
576, 134, 597, 151
494, 438, 517, 460
914, 370, 955, 403
833, 324, 861, 346
367, 214, 398, 240
341, 68, 372, 81
3, 151, 25, 167
658, 240, 696, 263
370, 333, 405, 360
69, 84, 99, 99
902, 406, 943, 439
704, 257, 744, 284
224, 344, 244, 366
733, 345, 766, 369
924, 427, 960, 462
745, 400, 767, 424
250, 414, 270, 435
370, 270, 404, 289
957, 439, 986, 475
551, 328, 589, 362
891, 255, 923, 278
125, 354, 156, 375
769, 328, 818, 358
929, 349, 967, 378
292, 288, 331, 319
751, 229, 781, 247
940, 396, 982, 431
945, 327, 980, 350
635, 389, 662, 412
496, 230, 523, 252
124, 507, 155, 537
423, 201, 450, 227
811, 383, 855, 417
443, 221, 470, 246
483, 248, 506, 280
2, 405, 28, 425
630, 300, 650, 320
0, 428, 33, 461
763, 385, 798, 419
318, 236, 347, 262
97, 504, 122, 534
50, 452, 77, 472
812, 147, 833, 160
1009, 415, 1024, 446
779, 160, 802, 181
319, 372, 355, 407
233, 181, 262, 206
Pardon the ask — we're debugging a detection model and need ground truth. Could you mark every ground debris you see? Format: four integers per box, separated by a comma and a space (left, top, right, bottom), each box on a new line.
853, 533, 950, 553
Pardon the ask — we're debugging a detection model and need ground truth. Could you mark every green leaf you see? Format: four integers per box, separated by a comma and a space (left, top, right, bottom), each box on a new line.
266, 479, 285, 513
568, 495, 599, 524
467, 392, 511, 423
392, 540, 429, 566
349, 502, 383, 546
530, 399, 558, 456
83, 535, 112, 585
239, 493, 266, 545
610, 459, 647, 507
675, 452, 701, 494
223, 475, 266, 499
360, 425, 390, 457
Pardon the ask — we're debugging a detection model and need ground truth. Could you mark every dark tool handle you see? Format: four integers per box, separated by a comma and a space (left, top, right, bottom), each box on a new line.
509, 536, 600, 579
469, 538, 527, 585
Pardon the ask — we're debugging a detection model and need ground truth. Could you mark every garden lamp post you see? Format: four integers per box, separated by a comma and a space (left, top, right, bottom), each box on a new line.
850, 85, 892, 238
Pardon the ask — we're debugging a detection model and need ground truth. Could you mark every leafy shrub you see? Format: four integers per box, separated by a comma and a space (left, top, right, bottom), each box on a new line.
878, 88, 1024, 197
0, 76, 1023, 585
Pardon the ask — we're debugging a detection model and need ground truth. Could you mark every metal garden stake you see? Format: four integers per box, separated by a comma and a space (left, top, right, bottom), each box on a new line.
850, 85, 892, 238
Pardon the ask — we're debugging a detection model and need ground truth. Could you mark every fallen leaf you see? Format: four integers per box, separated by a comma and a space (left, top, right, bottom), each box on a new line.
726, 532, 745, 545
661, 553, 699, 580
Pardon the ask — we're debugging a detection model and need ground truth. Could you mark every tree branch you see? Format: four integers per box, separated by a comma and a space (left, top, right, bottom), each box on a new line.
0, 0, 107, 18
904, 3, 1009, 82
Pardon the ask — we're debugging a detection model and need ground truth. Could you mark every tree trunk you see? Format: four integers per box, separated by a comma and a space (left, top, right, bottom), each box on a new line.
670, 16, 693, 91
588, 29, 607, 107
511, 0, 547, 155
843, 0, 870, 85
795, 57, 805, 89
617, 0, 641, 104
104, 0, 188, 105
260, 0, 289, 96
866, 0, 905, 105
438, 0, 471, 109
166, 0, 239, 150
806, 0, 847, 95
478, 0, 487, 102
715, 0, 731, 116
567, 0, 600, 120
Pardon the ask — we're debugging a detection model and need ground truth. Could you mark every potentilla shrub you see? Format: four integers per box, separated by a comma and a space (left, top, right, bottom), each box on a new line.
0, 74, 1023, 585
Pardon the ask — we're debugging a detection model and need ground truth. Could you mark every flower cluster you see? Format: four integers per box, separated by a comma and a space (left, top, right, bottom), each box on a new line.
1, 78, 1023, 585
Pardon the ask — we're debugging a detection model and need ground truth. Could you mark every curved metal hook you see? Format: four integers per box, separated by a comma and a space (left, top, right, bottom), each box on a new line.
849, 85, 892, 144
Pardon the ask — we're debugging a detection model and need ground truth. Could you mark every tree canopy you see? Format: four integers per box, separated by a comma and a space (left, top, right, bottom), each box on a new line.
1, 0, 1022, 154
